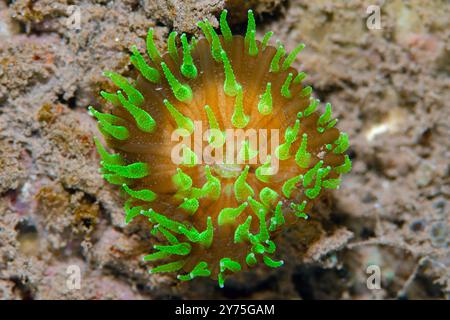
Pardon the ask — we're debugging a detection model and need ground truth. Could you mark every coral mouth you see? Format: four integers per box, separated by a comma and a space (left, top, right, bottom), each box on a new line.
212, 163, 244, 179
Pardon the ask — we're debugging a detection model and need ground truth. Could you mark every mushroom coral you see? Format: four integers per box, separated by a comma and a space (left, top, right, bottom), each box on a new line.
89, 9, 352, 287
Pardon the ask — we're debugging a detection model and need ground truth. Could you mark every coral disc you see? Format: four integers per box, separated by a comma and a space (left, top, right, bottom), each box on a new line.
89, 9, 352, 287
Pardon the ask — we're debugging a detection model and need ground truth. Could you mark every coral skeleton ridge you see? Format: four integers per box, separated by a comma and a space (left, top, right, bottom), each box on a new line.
89, 9, 352, 287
